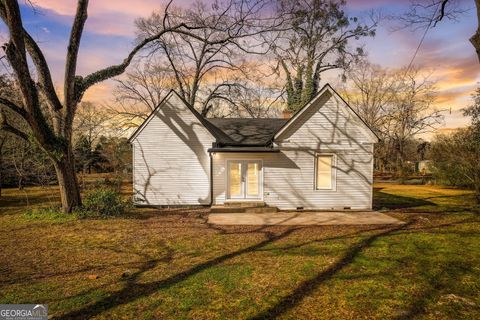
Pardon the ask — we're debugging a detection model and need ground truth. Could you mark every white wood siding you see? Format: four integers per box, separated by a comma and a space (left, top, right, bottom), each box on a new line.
131, 94, 214, 205
213, 92, 374, 210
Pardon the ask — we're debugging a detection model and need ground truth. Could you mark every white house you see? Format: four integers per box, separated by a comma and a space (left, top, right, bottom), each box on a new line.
129, 84, 379, 210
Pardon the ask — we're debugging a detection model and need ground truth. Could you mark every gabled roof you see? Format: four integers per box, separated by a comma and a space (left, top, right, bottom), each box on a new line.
128, 90, 234, 143
129, 85, 379, 146
274, 83, 380, 142
207, 118, 287, 146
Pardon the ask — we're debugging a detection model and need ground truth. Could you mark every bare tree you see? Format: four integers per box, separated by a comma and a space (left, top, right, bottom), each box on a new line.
0, 0, 227, 213
110, 59, 175, 126
73, 102, 109, 147
342, 61, 399, 172
210, 82, 284, 117
342, 60, 398, 132
73, 101, 111, 178
135, 0, 279, 116
0, 108, 55, 192
344, 63, 443, 176
113, 55, 283, 120
388, 68, 443, 177
396, 0, 479, 61
271, 0, 378, 112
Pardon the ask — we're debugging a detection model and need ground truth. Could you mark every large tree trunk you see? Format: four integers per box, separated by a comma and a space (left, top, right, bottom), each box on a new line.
1, 0, 211, 213
471, 0, 480, 62
53, 150, 81, 213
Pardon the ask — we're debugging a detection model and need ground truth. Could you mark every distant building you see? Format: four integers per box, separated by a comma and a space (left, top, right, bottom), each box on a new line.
416, 160, 432, 174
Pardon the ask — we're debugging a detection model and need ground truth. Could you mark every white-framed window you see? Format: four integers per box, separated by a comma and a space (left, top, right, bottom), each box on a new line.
315, 154, 335, 190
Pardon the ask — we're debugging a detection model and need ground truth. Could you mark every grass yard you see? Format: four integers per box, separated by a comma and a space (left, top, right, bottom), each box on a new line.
0, 181, 480, 319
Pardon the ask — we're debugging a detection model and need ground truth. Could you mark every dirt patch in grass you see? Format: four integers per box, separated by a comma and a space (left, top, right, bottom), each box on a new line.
0, 182, 479, 319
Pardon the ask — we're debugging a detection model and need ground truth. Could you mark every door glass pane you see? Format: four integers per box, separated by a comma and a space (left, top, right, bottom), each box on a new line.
316, 156, 332, 189
229, 162, 242, 197
246, 162, 260, 197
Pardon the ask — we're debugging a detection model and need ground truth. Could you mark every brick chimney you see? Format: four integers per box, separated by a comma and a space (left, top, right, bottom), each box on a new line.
282, 110, 292, 119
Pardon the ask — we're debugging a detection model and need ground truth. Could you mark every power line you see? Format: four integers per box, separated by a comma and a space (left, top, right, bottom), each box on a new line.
404, 2, 441, 74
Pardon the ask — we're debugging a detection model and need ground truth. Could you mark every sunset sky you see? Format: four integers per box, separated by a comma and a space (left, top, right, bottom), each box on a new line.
1, 0, 479, 131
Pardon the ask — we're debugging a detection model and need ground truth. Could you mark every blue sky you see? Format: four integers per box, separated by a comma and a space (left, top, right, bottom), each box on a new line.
1, 0, 479, 130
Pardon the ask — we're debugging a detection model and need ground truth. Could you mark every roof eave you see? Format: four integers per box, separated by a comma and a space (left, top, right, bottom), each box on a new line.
208, 147, 280, 153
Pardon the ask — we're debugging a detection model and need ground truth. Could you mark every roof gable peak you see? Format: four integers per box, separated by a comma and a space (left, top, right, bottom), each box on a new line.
274, 83, 379, 142
128, 89, 224, 142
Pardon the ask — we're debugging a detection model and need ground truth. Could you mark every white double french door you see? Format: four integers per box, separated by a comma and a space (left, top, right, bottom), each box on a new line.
227, 160, 262, 200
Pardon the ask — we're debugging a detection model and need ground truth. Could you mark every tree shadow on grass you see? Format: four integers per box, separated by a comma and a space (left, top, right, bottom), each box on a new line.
393, 258, 477, 319
55, 213, 476, 320
248, 222, 412, 320
373, 187, 436, 211
56, 219, 413, 319
54, 227, 298, 319
391, 217, 480, 319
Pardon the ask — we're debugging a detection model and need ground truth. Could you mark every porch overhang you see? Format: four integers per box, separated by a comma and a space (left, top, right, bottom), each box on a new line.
207, 146, 280, 153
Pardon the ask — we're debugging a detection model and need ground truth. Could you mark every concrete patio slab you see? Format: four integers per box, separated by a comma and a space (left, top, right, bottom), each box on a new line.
208, 211, 404, 226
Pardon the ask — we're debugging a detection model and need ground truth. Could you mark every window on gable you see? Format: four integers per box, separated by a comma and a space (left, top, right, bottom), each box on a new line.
315, 155, 335, 190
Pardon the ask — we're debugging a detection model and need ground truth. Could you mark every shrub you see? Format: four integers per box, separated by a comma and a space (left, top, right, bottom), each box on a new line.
23, 188, 129, 220
79, 188, 129, 218
429, 128, 480, 204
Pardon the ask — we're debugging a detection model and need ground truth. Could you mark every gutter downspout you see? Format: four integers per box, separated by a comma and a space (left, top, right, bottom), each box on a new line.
209, 151, 213, 206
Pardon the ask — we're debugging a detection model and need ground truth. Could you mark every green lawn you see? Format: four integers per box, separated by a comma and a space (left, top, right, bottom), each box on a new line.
0, 182, 479, 319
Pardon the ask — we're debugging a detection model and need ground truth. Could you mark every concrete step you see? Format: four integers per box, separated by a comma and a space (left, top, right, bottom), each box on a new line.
224, 201, 265, 207
244, 206, 278, 213
210, 206, 246, 213
210, 204, 278, 214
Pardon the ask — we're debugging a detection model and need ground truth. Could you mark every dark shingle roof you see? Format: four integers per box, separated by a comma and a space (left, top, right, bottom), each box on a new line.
206, 118, 287, 145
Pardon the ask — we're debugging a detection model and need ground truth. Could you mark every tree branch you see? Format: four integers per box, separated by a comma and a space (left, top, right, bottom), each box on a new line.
1, 1, 34, 104
78, 25, 206, 100
0, 2, 61, 111
23, 31, 63, 111
434, 0, 450, 25
0, 0, 54, 146
0, 96, 27, 119
471, 0, 480, 62
0, 110, 28, 140
64, 0, 89, 109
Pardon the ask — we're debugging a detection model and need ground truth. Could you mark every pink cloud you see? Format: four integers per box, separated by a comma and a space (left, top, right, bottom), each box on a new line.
34, 0, 194, 36
35, 0, 163, 18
